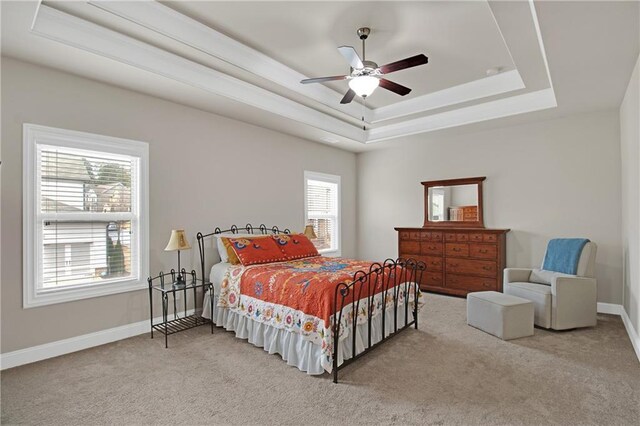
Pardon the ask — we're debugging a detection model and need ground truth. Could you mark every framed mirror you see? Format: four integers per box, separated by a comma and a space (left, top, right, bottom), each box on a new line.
422, 177, 485, 228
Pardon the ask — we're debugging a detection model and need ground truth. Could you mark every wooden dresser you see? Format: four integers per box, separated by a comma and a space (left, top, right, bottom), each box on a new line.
395, 227, 508, 296
395, 176, 509, 296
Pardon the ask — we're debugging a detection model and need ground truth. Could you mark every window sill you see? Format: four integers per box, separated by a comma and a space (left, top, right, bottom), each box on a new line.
319, 249, 341, 258
24, 279, 147, 309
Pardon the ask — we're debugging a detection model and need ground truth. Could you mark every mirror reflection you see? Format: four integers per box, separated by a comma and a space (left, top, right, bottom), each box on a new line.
428, 184, 479, 222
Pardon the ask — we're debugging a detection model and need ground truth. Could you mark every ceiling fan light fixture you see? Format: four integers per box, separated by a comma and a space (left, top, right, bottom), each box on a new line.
348, 75, 379, 97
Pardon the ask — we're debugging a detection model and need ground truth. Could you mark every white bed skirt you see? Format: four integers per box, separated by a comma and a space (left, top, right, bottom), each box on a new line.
202, 291, 415, 375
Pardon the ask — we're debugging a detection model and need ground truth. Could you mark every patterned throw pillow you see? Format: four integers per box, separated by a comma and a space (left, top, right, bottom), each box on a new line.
227, 236, 288, 266
271, 233, 319, 260
220, 237, 241, 265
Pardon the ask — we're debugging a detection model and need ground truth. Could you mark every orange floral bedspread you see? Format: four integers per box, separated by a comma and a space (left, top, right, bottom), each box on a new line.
217, 256, 420, 372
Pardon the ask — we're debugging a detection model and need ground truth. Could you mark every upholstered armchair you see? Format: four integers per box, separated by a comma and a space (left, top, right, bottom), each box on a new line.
503, 242, 597, 330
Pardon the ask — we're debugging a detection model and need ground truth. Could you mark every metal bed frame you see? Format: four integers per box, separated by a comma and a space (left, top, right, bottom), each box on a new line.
196, 223, 425, 383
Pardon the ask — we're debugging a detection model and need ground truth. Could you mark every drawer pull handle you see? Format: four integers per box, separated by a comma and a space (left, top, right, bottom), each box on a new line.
482, 266, 492, 271
453, 248, 461, 252
431, 262, 439, 265
479, 249, 488, 253
450, 263, 459, 267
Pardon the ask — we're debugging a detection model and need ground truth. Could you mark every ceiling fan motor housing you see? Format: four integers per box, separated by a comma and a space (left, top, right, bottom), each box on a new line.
357, 27, 370, 40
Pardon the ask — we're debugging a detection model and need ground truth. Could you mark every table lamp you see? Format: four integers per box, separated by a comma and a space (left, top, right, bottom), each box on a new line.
164, 229, 191, 287
303, 224, 318, 239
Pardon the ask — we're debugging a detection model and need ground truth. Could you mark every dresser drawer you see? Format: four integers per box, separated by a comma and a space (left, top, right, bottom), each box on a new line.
399, 231, 411, 240
409, 231, 423, 240
469, 233, 484, 242
421, 242, 443, 255
456, 234, 469, 242
430, 232, 443, 242
421, 271, 443, 288
469, 244, 497, 260
445, 258, 497, 278
423, 256, 443, 271
399, 240, 421, 254
483, 234, 498, 243
447, 274, 497, 292
445, 233, 456, 242
446, 243, 469, 257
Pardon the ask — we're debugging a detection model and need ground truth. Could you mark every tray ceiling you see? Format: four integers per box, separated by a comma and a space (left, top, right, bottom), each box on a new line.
1, 1, 637, 151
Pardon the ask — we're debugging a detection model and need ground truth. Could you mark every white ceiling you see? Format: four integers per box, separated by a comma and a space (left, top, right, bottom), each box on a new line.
163, 0, 517, 107
1, 1, 638, 152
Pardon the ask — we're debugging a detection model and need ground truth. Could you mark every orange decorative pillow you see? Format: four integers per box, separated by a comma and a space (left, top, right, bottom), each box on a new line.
271, 233, 319, 260
227, 236, 288, 266
220, 237, 241, 265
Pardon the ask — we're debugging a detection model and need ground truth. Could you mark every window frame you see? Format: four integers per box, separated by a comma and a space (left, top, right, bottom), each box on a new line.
23, 124, 149, 308
303, 170, 341, 257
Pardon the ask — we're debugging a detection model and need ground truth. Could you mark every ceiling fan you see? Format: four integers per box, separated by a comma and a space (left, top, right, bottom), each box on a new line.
300, 27, 428, 104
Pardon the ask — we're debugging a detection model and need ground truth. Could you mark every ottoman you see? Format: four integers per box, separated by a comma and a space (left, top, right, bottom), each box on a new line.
467, 291, 534, 340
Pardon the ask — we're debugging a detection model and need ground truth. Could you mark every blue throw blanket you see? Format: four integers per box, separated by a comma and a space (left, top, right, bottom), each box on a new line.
542, 238, 590, 275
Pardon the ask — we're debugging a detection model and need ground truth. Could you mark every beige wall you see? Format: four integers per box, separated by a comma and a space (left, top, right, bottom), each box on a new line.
621, 54, 640, 332
0, 58, 357, 353
357, 110, 623, 304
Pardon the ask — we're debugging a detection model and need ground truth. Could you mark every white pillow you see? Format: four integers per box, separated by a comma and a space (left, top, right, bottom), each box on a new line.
529, 268, 574, 285
214, 233, 267, 262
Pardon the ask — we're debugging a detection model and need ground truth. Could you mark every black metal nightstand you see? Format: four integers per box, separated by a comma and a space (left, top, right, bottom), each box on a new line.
147, 269, 214, 348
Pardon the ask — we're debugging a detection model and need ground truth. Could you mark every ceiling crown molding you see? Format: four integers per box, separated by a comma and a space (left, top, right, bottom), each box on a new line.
88, 0, 366, 120
31, 4, 365, 143
89, 0, 529, 124
29, 1, 557, 147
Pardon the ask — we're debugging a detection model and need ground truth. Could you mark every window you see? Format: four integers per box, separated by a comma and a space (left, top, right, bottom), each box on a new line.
23, 124, 148, 308
304, 171, 340, 256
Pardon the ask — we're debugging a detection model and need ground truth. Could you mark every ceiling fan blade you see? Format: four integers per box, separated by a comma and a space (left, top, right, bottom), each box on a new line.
340, 89, 356, 104
338, 46, 364, 69
300, 75, 349, 84
379, 78, 412, 96
379, 54, 428, 74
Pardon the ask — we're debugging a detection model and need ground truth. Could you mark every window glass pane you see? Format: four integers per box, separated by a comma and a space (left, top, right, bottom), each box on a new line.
308, 218, 334, 251
305, 175, 339, 252
40, 149, 133, 213
306, 179, 337, 216
42, 220, 132, 288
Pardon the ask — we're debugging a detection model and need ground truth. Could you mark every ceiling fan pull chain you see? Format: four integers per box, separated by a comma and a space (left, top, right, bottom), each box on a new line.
362, 98, 366, 130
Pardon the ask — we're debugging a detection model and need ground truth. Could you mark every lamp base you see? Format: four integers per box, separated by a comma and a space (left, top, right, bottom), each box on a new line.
172, 276, 187, 289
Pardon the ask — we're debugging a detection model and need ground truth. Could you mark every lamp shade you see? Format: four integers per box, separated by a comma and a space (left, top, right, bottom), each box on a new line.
348, 75, 379, 97
303, 224, 318, 240
164, 229, 191, 251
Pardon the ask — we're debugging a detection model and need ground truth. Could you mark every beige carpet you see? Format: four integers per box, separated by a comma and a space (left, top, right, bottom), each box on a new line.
2, 294, 639, 425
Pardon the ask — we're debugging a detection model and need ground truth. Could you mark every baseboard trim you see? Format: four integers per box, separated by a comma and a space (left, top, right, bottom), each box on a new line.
598, 303, 640, 362
3, 305, 637, 370
597, 302, 625, 315
1, 310, 195, 370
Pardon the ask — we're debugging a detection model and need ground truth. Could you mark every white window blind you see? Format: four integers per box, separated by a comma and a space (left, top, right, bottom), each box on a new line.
40, 148, 136, 288
24, 124, 149, 308
304, 171, 340, 255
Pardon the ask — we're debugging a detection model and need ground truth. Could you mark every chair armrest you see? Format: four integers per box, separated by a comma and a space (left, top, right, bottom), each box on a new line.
504, 268, 532, 283
551, 276, 597, 292
551, 276, 597, 329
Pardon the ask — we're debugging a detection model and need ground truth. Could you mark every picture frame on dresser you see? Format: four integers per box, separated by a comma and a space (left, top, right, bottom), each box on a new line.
396, 176, 509, 297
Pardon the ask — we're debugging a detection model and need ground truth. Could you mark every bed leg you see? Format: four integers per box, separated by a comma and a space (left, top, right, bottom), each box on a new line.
414, 288, 419, 330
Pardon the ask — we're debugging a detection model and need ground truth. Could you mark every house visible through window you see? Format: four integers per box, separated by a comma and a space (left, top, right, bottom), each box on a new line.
304, 171, 340, 256
24, 124, 148, 307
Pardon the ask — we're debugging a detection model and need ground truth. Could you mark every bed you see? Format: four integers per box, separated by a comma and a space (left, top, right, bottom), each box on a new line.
197, 224, 425, 383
